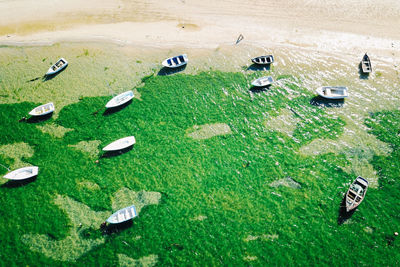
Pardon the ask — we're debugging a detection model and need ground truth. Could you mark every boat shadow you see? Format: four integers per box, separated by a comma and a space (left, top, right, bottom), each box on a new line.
42, 66, 68, 81
247, 64, 271, 71
100, 145, 133, 158
102, 100, 133, 116
1, 176, 37, 188
310, 96, 344, 108
27, 76, 44, 83
25, 113, 54, 123
158, 65, 187, 76
358, 62, 370, 80
101, 220, 133, 235
337, 196, 357, 225
249, 85, 271, 93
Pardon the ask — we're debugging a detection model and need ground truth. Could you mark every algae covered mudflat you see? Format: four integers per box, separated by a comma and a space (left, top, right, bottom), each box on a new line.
0, 44, 399, 266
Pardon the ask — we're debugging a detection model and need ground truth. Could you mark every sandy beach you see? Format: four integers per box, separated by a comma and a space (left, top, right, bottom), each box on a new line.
1, 0, 400, 56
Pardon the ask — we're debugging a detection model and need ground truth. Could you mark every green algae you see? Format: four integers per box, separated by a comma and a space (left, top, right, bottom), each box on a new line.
22, 189, 162, 262
22, 195, 108, 262
0, 67, 399, 266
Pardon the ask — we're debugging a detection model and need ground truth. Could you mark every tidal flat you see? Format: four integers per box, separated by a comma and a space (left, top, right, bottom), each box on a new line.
0, 43, 399, 266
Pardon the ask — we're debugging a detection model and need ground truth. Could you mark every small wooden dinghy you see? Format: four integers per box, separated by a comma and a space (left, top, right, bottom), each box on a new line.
29, 102, 55, 116
3, 166, 39, 180
105, 90, 134, 109
360, 53, 372, 73
107, 205, 137, 224
46, 58, 68, 76
102, 136, 136, 152
316, 86, 348, 99
251, 55, 274, 65
345, 176, 368, 212
251, 76, 274, 87
162, 54, 188, 68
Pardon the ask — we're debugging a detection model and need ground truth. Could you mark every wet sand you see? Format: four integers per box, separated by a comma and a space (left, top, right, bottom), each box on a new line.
1, 0, 400, 57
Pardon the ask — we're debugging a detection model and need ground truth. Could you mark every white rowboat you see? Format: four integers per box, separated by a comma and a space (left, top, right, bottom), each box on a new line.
345, 176, 368, 212
162, 54, 188, 68
251, 55, 274, 65
107, 205, 137, 224
3, 166, 39, 180
29, 102, 55, 116
251, 76, 274, 87
316, 86, 348, 99
46, 58, 68, 76
105, 91, 134, 109
102, 136, 136, 152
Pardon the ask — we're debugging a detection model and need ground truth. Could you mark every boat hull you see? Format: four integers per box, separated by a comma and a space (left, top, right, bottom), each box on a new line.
29, 102, 55, 116
361, 54, 372, 73
3, 166, 39, 180
251, 76, 274, 87
102, 136, 136, 152
345, 176, 368, 212
162, 54, 188, 68
105, 91, 134, 108
316, 86, 348, 99
251, 55, 274, 65
46, 58, 68, 76
107, 205, 137, 224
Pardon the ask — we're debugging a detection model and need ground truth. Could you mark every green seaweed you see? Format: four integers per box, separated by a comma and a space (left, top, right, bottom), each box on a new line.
0, 71, 398, 266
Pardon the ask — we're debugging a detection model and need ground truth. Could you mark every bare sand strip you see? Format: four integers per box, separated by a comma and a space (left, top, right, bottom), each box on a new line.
1, 0, 400, 58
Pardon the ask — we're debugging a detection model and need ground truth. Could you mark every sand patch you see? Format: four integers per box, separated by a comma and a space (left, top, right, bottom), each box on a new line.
22, 230, 105, 262
22, 195, 108, 262
244, 234, 279, 242
264, 108, 300, 138
118, 254, 158, 267
186, 123, 232, 140
299, 125, 391, 189
364, 227, 374, 234
191, 215, 207, 221
0, 142, 34, 169
243, 255, 258, 262
269, 177, 301, 189
36, 123, 73, 138
77, 180, 101, 191
22, 189, 161, 262
112, 187, 161, 213
133, 89, 142, 101
53, 195, 108, 227
69, 140, 101, 159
